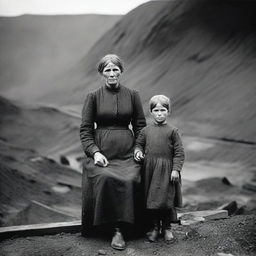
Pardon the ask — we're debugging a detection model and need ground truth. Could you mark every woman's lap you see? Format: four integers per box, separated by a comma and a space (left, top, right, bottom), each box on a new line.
82, 157, 142, 227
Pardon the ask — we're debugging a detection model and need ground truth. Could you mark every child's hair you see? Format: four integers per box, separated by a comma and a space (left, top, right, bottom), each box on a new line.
149, 95, 171, 112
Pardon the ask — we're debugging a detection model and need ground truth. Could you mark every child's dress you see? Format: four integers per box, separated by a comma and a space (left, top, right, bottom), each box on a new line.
135, 123, 185, 210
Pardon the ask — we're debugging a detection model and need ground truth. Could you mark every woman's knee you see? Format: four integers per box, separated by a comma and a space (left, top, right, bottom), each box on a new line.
98, 173, 114, 184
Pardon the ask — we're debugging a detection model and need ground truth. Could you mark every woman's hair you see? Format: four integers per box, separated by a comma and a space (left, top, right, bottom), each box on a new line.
97, 54, 124, 74
149, 95, 171, 112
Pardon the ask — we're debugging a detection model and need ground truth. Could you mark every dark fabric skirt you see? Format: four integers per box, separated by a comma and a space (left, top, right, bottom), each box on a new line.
142, 156, 182, 210
81, 128, 144, 235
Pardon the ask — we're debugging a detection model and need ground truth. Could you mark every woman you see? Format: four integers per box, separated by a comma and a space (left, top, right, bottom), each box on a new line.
80, 54, 146, 250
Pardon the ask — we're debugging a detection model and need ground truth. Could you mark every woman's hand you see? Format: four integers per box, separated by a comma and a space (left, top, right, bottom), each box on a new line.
134, 150, 144, 162
94, 152, 109, 167
171, 170, 179, 182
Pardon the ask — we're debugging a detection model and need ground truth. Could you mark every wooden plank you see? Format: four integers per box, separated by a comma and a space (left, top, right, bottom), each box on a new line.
0, 221, 81, 241
0, 210, 228, 240
178, 209, 228, 222
179, 216, 205, 226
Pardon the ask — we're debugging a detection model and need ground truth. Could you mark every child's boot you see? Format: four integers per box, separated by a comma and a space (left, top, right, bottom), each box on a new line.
147, 220, 160, 242
162, 218, 175, 242
163, 225, 174, 242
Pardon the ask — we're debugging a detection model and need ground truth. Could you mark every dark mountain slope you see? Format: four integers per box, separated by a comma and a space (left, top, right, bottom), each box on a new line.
63, 0, 256, 142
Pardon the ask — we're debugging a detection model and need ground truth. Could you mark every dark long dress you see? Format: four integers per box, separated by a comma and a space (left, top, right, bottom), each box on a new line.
80, 85, 146, 235
135, 123, 185, 211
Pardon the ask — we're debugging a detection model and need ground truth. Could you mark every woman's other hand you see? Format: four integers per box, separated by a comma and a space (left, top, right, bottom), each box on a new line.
94, 152, 109, 167
170, 170, 179, 182
134, 150, 144, 162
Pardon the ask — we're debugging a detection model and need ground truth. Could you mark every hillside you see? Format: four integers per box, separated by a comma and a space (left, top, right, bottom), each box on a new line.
0, 96, 83, 226
63, 0, 256, 143
0, 94, 255, 227
0, 14, 121, 102
0, 95, 82, 161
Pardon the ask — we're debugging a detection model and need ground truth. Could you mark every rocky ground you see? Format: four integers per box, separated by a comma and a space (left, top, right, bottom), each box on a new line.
0, 214, 255, 256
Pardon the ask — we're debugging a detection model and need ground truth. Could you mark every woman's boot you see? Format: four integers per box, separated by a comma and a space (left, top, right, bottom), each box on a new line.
111, 227, 126, 250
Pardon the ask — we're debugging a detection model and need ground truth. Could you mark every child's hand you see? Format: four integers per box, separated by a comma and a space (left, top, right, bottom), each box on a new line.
134, 150, 144, 162
171, 170, 179, 182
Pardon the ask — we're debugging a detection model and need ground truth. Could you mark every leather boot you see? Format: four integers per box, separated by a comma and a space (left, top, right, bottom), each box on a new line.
163, 226, 175, 242
162, 217, 175, 242
147, 221, 160, 242
111, 228, 126, 250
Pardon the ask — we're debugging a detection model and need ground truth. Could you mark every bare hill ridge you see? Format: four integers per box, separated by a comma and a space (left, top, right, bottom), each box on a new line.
0, 96, 82, 226
64, 0, 255, 142
0, 14, 121, 101
0, 95, 81, 163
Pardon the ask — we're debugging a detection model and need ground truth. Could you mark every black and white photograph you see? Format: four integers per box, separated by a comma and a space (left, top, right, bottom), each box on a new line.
0, 0, 255, 255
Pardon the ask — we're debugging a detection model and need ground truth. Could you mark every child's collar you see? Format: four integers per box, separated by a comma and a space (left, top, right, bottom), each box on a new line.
154, 121, 167, 126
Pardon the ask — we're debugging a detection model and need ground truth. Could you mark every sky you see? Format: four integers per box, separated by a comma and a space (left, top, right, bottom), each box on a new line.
0, 0, 154, 16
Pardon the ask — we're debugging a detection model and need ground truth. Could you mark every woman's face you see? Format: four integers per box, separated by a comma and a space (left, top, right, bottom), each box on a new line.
102, 62, 121, 88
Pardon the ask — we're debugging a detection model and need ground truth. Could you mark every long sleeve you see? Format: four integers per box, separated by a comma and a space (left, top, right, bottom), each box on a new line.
134, 128, 146, 154
80, 93, 100, 157
172, 128, 185, 172
131, 90, 146, 138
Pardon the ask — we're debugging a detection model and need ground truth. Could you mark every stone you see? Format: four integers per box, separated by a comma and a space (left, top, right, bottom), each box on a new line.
222, 177, 232, 186
219, 201, 238, 216
30, 156, 44, 162
60, 155, 70, 165
98, 249, 106, 255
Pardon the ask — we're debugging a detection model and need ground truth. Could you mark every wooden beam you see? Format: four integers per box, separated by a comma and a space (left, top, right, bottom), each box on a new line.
178, 210, 228, 221
0, 221, 81, 241
0, 210, 228, 241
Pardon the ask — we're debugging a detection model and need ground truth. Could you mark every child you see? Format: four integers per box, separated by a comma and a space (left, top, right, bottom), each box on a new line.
134, 95, 185, 242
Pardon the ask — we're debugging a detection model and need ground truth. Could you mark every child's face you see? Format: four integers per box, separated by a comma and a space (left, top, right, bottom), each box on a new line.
151, 103, 169, 124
